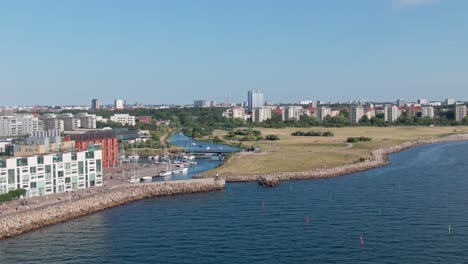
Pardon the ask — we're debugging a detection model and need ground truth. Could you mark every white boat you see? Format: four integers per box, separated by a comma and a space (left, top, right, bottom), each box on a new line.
158, 170, 173, 177
140, 176, 152, 181
129, 177, 140, 183
129, 154, 140, 160
174, 167, 188, 174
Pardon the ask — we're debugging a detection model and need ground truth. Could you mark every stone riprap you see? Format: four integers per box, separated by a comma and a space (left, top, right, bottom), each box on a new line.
0, 178, 224, 239
197, 134, 468, 182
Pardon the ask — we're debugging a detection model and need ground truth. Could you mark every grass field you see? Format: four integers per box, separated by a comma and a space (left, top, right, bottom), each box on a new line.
201, 126, 468, 177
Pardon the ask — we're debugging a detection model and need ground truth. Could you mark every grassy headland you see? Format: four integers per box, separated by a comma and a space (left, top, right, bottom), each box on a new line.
201, 126, 468, 177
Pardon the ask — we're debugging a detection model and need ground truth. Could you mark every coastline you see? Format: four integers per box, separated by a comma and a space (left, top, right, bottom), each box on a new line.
0, 178, 225, 240
194, 134, 468, 182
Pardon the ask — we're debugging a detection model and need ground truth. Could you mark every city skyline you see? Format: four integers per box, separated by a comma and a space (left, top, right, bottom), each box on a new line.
1, 0, 468, 105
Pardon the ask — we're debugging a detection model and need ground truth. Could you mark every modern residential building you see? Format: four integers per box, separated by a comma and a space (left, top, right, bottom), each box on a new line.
384, 106, 401, 122
408, 107, 422, 118
396, 99, 406, 107
69, 131, 118, 168
349, 106, 365, 123
365, 108, 376, 119
247, 90, 264, 113
252, 107, 272, 123
317, 107, 331, 121
110, 114, 136, 126
115, 99, 125, 109
455, 105, 467, 121
91, 99, 100, 110
0, 144, 103, 197
421, 106, 435, 118
0, 115, 42, 137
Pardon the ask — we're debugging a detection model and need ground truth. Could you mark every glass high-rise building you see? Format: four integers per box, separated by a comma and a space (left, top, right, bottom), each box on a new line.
247, 90, 264, 113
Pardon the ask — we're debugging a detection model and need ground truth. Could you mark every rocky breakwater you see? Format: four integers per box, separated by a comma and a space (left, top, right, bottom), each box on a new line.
218, 134, 468, 182
0, 178, 224, 239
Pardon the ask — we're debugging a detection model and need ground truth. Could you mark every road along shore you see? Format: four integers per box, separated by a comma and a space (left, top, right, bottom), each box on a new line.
0, 178, 225, 240
195, 134, 468, 182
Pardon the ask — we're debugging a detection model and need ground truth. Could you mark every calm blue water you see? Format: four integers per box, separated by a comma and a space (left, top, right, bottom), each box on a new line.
1, 141, 468, 263
170, 132, 241, 153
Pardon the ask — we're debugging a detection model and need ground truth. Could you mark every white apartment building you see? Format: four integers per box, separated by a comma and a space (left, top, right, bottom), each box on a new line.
76, 113, 97, 129
110, 114, 136, 126
317, 107, 331, 121
283, 106, 304, 120
384, 106, 401, 122
252, 107, 272, 123
421, 106, 434, 118
115, 99, 125, 109
349, 106, 365, 123
223, 107, 248, 121
455, 105, 467, 121
0, 115, 42, 137
0, 145, 103, 197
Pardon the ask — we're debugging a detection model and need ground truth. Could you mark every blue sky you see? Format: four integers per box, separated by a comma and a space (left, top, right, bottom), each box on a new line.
0, 0, 467, 106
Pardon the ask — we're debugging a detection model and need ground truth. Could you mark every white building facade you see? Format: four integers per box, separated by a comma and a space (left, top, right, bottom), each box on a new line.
384, 106, 401, 122
0, 145, 103, 197
248, 90, 264, 113
317, 107, 331, 121
421, 106, 434, 118
252, 107, 272, 123
110, 114, 136, 126
0, 115, 42, 137
349, 106, 365, 123
455, 105, 467, 121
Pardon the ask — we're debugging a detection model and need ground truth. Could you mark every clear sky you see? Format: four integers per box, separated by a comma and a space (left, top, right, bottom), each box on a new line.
0, 0, 467, 106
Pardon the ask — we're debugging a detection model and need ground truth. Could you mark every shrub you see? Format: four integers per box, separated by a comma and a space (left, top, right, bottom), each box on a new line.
291, 131, 334, 137
265, 134, 280, 141
347, 137, 372, 143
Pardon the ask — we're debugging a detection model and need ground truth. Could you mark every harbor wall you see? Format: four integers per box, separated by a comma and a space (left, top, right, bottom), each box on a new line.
0, 178, 224, 239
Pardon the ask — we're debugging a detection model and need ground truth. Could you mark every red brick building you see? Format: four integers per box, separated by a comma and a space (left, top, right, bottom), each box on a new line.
135, 116, 152, 124
69, 132, 119, 168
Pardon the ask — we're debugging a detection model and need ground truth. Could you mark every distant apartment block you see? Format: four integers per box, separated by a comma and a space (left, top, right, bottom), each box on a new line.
76, 113, 97, 129
91, 99, 100, 110
284, 106, 307, 121
247, 90, 264, 113
0, 144, 103, 197
194, 100, 216, 108
317, 107, 331, 121
110, 114, 136, 126
10, 130, 74, 157
349, 106, 365, 123
384, 106, 401, 122
445, 98, 455, 106
0, 115, 42, 137
417, 99, 428, 105
252, 107, 272, 123
396, 99, 406, 107
223, 107, 248, 120
421, 106, 434, 118
115, 99, 125, 109
365, 108, 376, 119
455, 105, 467, 121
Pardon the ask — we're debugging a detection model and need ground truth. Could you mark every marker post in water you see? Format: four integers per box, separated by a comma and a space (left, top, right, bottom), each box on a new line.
360, 235, 364, 247
262, 200, 265, 209
378, 208, 381, 216
306, 215, 309, 225
449, 225, 451, 235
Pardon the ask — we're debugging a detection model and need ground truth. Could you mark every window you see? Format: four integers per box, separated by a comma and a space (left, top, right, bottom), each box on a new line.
8, 169, 15, 183
37, 156, 44, 165
17, 158, 28, 167
65, 163, 71, 170
65, 177, 71, 184
0, 160, 6, 168
86, 151, 94, 159
30, 182, 37, 188
58, 171, 64, 178
30, 167, 36, 173
78, 162, 84, 174
53, 154, 62, 163
71, 153, 77, 161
